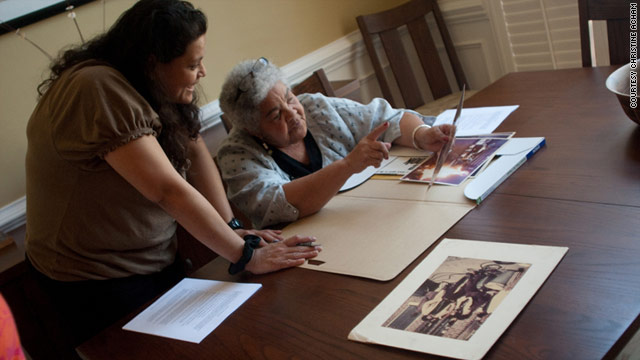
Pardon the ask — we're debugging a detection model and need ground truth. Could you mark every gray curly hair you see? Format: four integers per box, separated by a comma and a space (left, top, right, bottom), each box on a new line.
219, 58, 289, 133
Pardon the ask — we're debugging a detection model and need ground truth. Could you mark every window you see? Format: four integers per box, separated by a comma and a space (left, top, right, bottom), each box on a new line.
0, 0, 94, 35
486, 0, 582, 71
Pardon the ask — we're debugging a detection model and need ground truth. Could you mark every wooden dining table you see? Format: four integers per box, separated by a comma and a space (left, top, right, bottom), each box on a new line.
77, 65, 640, 360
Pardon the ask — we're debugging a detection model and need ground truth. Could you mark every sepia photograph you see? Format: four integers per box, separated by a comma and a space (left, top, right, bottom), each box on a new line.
349, 239, 568, 360
383, 257, 530, 341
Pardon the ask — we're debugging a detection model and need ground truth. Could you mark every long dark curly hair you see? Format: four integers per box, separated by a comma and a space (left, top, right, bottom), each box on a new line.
38, 0, 207, 171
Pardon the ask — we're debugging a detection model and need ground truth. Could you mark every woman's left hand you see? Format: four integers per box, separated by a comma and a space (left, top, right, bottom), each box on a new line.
235, 228, 284, 245
414, 124, 456, 152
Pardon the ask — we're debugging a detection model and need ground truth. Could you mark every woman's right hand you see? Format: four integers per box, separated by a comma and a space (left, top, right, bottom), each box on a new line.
245, 235, 321, 274
344, 122, 392, 173
235, 228, 284, 244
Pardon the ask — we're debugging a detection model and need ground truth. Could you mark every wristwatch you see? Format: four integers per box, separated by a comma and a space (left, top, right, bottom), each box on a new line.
228, 235, 261, 275
227, 217, 244, 230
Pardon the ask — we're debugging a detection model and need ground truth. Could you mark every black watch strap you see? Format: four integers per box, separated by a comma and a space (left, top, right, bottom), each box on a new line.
228, 235, 261, 275
227, 217, 244, 230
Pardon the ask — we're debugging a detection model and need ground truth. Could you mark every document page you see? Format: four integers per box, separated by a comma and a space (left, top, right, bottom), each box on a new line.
434, 105, 519, 136
123, 278, 261, 343
340, 157, 394, 192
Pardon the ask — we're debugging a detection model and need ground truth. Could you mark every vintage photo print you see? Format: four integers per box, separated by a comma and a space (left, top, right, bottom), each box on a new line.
349, 239, 567, 360
382, 257, 531, 340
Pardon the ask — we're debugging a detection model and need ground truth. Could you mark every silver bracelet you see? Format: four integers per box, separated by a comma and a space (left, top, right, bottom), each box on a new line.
411, 124, 431, 149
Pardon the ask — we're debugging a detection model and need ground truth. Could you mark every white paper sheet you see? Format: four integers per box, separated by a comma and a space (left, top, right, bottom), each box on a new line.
123, 278, 261, 343
340, 157, 394, 192
434, 106, 519, 137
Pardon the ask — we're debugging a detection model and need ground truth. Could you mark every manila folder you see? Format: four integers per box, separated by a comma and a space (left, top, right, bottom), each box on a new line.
281, 194, 473, 281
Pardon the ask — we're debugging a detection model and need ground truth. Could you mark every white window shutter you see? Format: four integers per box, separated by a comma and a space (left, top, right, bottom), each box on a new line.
486, 0, 582, 72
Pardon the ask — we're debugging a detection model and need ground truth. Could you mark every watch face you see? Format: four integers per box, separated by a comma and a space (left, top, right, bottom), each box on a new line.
228, 218, 243, 230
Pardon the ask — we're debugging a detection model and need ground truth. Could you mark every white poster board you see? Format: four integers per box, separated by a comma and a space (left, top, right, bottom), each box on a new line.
349, 238, 567, 360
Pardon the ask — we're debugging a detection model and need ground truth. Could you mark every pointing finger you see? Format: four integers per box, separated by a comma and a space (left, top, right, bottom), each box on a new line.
365, 121, 390, 141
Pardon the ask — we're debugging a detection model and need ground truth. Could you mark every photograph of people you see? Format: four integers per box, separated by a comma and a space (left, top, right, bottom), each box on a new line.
382, 258, 529, 340
217, 58, 455, 228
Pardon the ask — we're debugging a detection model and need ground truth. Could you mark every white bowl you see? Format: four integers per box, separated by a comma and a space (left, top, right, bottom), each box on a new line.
606, 62, 640, 125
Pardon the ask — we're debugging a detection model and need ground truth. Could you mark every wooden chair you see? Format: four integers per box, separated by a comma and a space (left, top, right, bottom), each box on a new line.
220, 115, 232, 134
292, 68, 337, 97
356, 0, 470, 114
221, 68, 337, 133
578, 0, 631, 67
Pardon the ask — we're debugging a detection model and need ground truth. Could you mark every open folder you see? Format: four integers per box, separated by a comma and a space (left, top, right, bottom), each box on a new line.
281, 147, 477, 281
281, 136, 545, 281
464, 137, 545, 204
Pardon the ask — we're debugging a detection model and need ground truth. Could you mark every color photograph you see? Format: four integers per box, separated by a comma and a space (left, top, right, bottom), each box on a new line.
401, 138, 508, 185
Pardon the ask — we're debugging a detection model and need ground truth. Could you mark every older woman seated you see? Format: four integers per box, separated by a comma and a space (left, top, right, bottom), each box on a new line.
217, 58, 453, 229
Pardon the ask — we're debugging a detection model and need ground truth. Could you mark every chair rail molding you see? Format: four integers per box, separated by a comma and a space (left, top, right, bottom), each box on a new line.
198, 30, 368, 133
0, 197, 26, 233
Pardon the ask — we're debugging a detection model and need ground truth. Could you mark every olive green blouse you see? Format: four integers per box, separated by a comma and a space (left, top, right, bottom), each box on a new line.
25, 60, 177, 281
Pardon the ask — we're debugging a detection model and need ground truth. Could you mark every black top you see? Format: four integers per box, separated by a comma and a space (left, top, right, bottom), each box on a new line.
255, 131, 323, 180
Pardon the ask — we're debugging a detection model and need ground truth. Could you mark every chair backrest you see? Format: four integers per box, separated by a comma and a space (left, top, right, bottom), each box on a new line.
292, 68, 337, 97
578, 0, 630, 67
356, 0, 468, 109
221, 68, 336, 133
